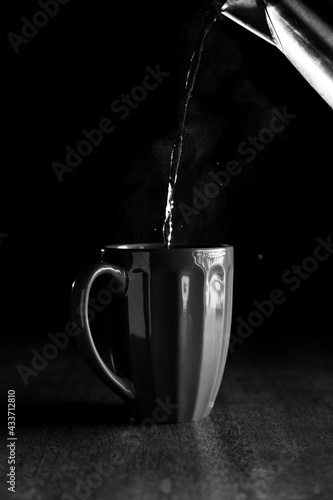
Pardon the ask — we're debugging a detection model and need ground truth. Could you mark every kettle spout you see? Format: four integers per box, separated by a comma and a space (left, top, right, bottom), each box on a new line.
215, 0, 333, 108
215, 0, 276, 45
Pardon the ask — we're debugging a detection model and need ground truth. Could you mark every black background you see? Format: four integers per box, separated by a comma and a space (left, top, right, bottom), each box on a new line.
2, 0, 332, 365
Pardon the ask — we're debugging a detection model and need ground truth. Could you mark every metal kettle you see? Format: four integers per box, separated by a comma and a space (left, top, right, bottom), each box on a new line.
214, 0, 333, 109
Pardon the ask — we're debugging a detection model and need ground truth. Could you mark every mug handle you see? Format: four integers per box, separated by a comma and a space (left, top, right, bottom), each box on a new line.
71, 263, 136, 401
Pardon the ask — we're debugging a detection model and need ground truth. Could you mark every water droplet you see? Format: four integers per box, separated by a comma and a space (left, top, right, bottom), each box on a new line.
160, 478, 172, 494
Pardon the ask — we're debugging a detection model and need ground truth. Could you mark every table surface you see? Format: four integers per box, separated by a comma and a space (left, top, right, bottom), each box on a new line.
1, 339, 333, 500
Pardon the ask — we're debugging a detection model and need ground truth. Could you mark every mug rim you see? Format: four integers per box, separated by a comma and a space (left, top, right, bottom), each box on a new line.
103, 243, 233, 251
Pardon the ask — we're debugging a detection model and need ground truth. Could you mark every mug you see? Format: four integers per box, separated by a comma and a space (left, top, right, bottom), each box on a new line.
71, 243, 234, 423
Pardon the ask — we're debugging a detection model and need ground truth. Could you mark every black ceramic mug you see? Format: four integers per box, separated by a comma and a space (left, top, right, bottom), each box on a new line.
71, 243, 234, 423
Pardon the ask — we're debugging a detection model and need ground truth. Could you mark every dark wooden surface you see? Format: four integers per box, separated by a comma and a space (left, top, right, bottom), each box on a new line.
1, 340, 332, 500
